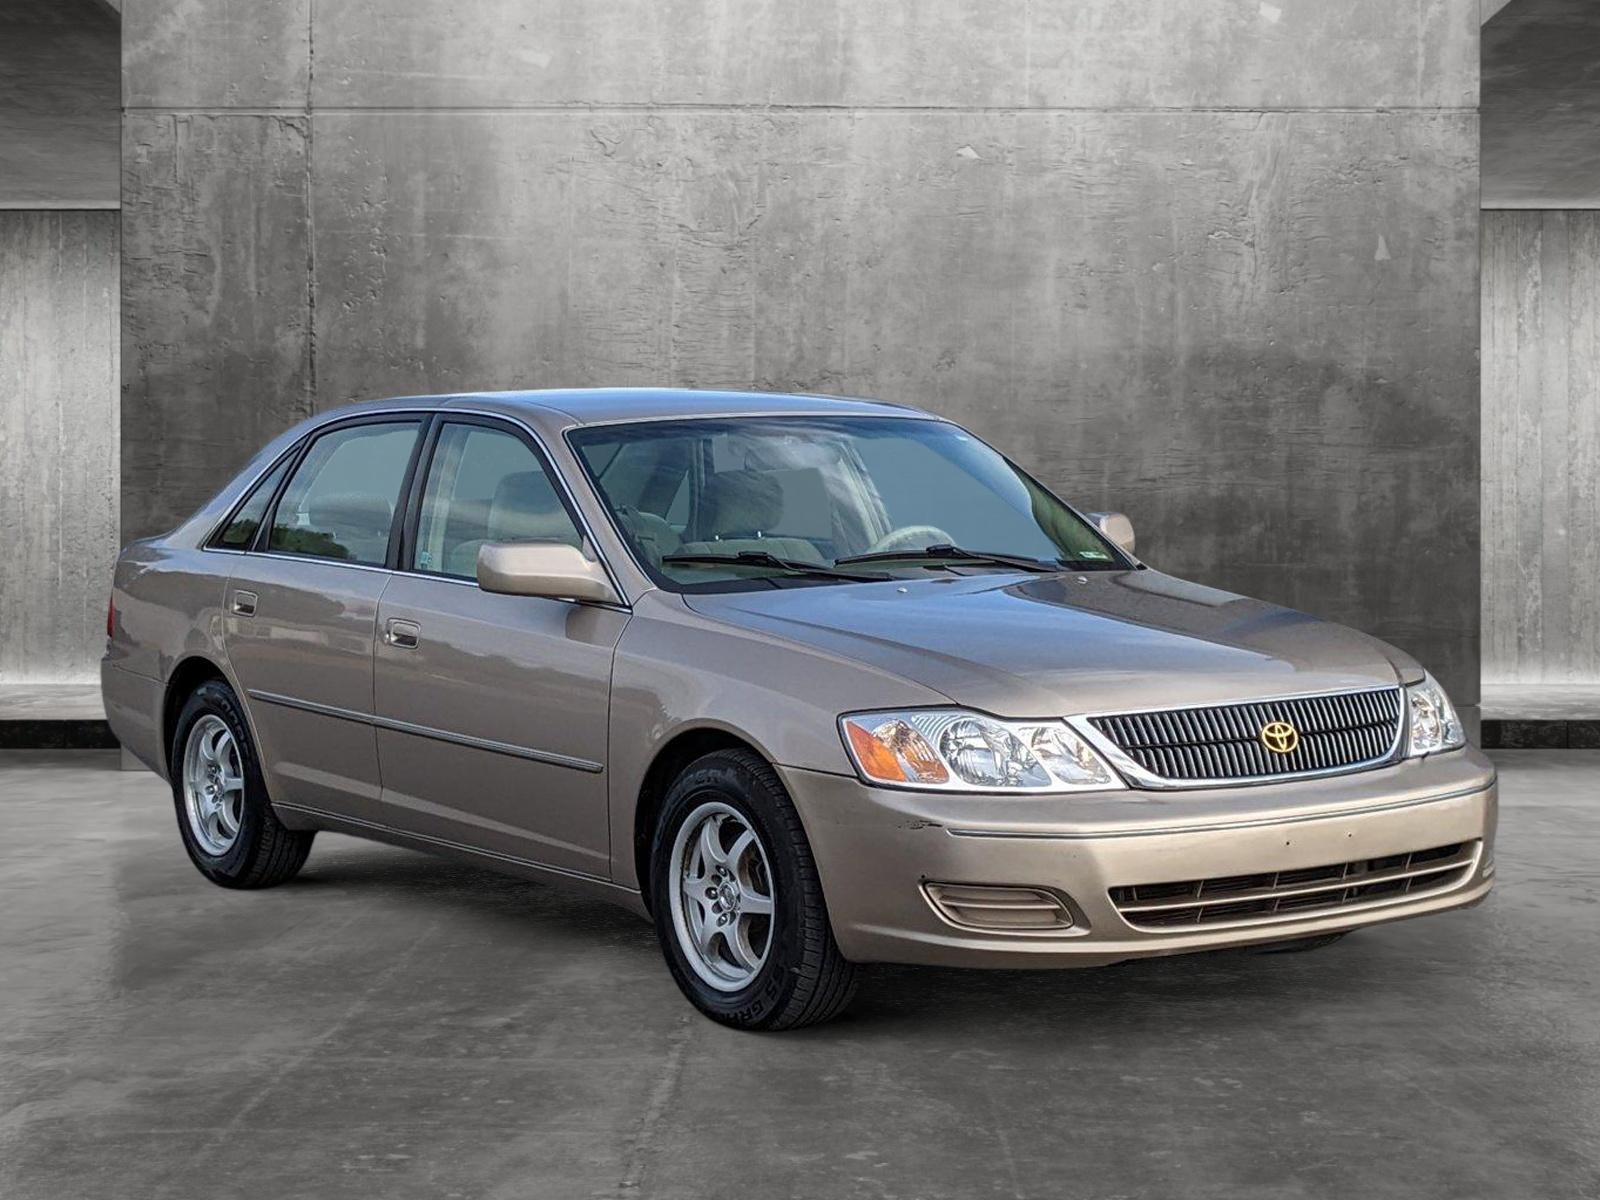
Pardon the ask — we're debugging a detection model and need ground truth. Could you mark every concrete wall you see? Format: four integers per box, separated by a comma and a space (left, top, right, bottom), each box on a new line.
1482, 210, 1600, 685
0, 211, 121, 684
1482, 0, 1600, 210
123, 1, 1483, 700
0, 2, 121, 689
0, 1, 120, 209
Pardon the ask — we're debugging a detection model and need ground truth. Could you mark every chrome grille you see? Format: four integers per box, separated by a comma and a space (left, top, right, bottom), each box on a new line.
1087, 687, 1403, 783
1110, 841, 1478, 930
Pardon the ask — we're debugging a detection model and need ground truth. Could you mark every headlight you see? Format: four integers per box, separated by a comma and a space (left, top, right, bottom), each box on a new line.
1405, 673, 1465, 757
839, 709, 1125, 793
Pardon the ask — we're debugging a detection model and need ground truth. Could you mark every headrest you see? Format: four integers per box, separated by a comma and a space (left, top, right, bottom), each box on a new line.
699, 470, 783, 537
488, 471, 575, 544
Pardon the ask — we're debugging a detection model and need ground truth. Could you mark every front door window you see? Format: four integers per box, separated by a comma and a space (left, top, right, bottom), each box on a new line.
412, 423, 581, 579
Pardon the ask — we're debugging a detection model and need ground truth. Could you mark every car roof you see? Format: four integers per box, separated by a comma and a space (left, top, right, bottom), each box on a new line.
376, 387, 933, 428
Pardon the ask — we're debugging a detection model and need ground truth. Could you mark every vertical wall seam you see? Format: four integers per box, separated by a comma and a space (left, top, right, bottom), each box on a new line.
304, 0, 317, 418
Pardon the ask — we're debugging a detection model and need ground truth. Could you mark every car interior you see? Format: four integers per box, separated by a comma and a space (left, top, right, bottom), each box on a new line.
594, 432, 891, 569
434, 469, 582, 578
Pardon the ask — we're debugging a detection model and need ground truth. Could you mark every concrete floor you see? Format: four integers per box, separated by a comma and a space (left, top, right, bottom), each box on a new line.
1, 752, 1595, 1200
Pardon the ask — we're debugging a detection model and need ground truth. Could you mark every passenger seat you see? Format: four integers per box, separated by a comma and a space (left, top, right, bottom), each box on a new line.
675, 470, 824, 563
444, 471, 580, 576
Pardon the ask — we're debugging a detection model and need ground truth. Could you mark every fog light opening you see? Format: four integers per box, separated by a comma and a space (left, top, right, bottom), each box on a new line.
922, 883, 1076, 932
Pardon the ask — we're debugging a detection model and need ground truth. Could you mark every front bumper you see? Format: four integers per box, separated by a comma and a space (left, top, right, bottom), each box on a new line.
783, 747, 1497, 968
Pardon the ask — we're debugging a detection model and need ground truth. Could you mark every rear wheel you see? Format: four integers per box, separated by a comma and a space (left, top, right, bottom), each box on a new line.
169, 679, 314, 888
650, 749, 858, 1030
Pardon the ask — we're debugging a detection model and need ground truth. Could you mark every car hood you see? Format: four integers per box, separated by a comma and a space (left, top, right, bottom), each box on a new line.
682, 569, 1422, 718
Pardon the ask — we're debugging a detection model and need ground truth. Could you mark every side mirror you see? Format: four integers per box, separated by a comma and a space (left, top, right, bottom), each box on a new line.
1089, 511, 1136, 555
476, 541, 620, 605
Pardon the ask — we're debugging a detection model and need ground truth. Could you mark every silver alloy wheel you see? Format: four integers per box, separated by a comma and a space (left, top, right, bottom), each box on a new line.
182, 714, 245, 856
669, 800, 776, 992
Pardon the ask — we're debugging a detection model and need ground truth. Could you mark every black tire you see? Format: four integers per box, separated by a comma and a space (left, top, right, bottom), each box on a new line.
168, 679, 314, 888
649, 749, 859, 1031
1248, 932, 1348, 954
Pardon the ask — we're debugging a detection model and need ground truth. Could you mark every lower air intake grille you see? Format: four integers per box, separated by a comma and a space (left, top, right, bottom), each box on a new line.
1088, 687, 1403, 784
1110, 841, 1477, 930
923, 883, 1075, 932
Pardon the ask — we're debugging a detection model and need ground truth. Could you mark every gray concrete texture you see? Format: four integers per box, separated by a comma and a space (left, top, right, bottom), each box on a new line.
0, 749, 1595, 1198
121, 1, 1483, 702
1483, 0, 1600, 209
1482, 210, 1600, 685
121, 114, 313, 520
0, 0, 120, 208
125, 1, 1478, 110
0, 211, 121, 684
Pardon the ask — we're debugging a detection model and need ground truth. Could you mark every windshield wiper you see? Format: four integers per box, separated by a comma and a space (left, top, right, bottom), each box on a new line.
1057, 557, 1127, 571
661, 550, 890, 583
833, 543, 1061, 573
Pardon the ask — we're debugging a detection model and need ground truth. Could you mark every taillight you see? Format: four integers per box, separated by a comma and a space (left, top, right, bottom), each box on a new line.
106, 595, 115, 640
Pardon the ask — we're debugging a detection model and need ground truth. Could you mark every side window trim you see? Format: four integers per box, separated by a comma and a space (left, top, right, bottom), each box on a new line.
253, 413, 427, 566
207, 407, 628, 602
248, 431, 316, 553
386, 413, 438, 570
397, 416, 446, 574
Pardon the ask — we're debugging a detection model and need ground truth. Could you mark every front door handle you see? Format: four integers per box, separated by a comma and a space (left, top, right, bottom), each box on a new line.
385, 618, 421, 649
231, 590, 258, 617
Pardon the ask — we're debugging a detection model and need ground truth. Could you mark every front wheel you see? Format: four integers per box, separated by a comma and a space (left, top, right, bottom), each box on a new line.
650, 749, 858, 1030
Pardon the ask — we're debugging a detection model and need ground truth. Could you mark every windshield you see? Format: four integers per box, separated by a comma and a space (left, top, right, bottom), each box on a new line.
568, 415, 1127, 592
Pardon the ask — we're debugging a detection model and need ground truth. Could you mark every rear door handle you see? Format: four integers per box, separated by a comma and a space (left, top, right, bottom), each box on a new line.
385, 618, 421, 649
231, 590, 258, 617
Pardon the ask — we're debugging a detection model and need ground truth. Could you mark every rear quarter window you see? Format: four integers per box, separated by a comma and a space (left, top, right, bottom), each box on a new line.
214, 455, 293, 549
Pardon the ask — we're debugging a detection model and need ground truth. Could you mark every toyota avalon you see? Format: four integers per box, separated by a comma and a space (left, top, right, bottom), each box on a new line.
102, 389, 1496, 1029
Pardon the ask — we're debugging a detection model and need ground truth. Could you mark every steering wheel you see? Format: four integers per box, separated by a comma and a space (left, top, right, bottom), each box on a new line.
861, 525, 956, 555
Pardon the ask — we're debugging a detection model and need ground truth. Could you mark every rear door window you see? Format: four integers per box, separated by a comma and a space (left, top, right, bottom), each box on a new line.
267, 421, 422, 566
